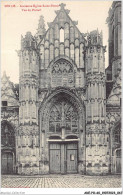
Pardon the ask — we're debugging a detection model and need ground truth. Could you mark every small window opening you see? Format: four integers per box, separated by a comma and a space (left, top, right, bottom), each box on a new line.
60, 28, 64, 42
2, 101, 7, 106
107, 73, 112, 80
101, 107, 103, 116
70, 154, 74, 161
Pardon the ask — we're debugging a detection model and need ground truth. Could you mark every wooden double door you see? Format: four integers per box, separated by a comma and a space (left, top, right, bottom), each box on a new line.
1, 152, 13, 174
49, 142, 78, 174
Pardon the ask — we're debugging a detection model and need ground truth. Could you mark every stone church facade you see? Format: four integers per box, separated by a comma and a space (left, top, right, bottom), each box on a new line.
1, 2, 121, 175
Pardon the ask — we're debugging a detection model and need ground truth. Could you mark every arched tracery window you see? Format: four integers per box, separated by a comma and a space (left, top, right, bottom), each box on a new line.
113, 120, 121, 144
49, 106, 61, 132
114, 129, 121, 143
116, 149, 121, 157
51, 59, 74, 87
66, 106, 78, 132
1, 122, 15, 147
49, 100, 78, 133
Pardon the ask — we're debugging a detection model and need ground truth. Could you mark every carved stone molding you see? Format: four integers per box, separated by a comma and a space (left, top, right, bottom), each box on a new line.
18, 125, 39, 136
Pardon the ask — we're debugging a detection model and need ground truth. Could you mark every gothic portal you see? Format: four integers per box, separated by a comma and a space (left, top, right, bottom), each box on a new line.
1, 2, 121, 175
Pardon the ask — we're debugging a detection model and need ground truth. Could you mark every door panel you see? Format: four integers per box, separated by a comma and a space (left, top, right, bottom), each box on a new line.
67, 143, 77, 149
49, 142, 78, 174
7, 153, 13, 174
50, 144, 61, 173
1, 152, 13, 174
116, 157, 121, 173
1, 153, 7, 174
67, 149, 77, 173
116, 149, 121, 174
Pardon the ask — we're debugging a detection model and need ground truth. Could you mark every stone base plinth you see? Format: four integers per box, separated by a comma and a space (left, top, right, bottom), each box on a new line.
18, 166, 39, 175
86, 166, 109, 175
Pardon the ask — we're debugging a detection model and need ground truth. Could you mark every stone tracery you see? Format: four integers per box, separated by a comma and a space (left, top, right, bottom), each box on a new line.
51, 59, 74, 87
1, 121, 15, 147
49, 99, 78, 133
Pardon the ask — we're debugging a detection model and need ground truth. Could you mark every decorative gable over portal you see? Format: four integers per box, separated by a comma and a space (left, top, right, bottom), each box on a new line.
37, 3, 86, 89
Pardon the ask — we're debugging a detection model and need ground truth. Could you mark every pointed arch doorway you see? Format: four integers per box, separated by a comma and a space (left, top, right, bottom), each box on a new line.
39, 89, 85, 174
48, 96, 79, 174
1, 121, 15, 174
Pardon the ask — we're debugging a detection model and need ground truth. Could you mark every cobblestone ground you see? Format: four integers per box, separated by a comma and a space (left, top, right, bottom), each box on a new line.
1, 174, 121, 188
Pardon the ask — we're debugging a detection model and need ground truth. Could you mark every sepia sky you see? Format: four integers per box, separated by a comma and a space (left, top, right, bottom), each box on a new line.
1, 0, 113, 83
